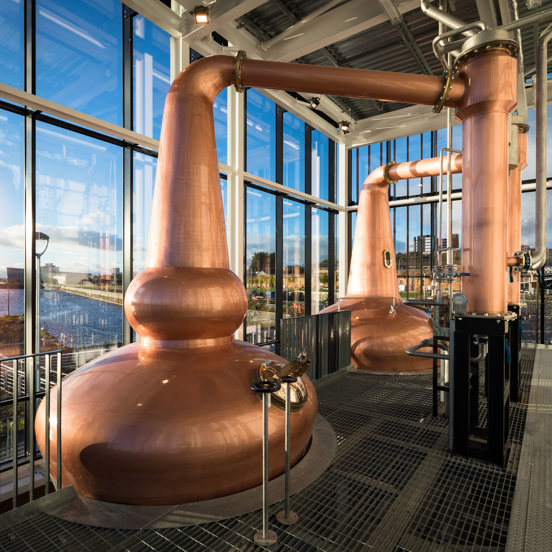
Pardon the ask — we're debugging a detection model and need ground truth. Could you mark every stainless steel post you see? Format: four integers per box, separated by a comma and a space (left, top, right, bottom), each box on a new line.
277, 375, 299, 525
250, 379, 280, 546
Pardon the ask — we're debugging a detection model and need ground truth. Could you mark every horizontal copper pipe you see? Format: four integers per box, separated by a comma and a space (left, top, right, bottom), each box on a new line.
241, 59, 465, 107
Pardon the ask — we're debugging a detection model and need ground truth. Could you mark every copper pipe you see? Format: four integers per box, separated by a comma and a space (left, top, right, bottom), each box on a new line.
507, 128, 529, 304
456, 49, 518, 314
33, 53, 467, 504
322, 154, 462, 372
240, 59, 465, 108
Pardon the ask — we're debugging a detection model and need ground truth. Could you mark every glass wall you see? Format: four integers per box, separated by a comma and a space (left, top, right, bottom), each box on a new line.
0, 0, 24, 90
283, 199, 305, 317
36, 122, 123, 351
245, 187, 276, 344
133, 14, 170, 140
283, 112, 304, 191
246, 89, 276, 181
0, 110, 24, 357
312, 208, 330, 313
36, 0, 123, 125
133, 151, 157, 275
312, 130, 329, 199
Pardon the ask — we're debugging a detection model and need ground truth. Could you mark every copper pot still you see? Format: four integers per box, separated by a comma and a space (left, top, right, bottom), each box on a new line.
322, 156, 462, 372
33, 54, 461, 505
34, 57, 319, 506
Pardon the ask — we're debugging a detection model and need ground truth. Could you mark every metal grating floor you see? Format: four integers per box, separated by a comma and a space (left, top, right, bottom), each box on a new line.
0, 348, 540, 552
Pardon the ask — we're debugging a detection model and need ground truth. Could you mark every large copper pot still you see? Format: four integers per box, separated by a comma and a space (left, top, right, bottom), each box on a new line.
35, 31, 518, 504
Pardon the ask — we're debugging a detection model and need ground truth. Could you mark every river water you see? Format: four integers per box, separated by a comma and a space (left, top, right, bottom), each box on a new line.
0, 288, 122, 349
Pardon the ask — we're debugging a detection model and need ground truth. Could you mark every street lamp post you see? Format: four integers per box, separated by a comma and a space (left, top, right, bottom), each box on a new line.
35, 232, 49, 353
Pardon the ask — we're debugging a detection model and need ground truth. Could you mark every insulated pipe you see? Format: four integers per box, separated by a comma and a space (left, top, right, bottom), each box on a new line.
347, 155, 463, 298
455, 49, 518, 314
421, 0, 480, 36
532, 23, 552, 270
507, 125, 529, 304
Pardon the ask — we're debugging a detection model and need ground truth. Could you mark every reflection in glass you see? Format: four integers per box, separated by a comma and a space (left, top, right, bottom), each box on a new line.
246, 90, 275, 181
36, 0, 123, 125
283, 112, 304, 191
133, 15, 170, 141
312, 209, 329, 313
0, 0, 24, 89
394, 137, 408, 197
133, 151, 157, 275
283, 200, 305, 317
312, 130, 328, 199
0, 110, 24, 357
394, 206, 407, 298
246, 187, 275, 344
36, 122, 123, 351
214, 90, 228, 164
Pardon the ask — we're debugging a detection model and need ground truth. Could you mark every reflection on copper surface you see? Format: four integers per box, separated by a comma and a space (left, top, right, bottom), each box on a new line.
456, 49, 518, 314
507, 129, 528, 305
322, 155, 462, 372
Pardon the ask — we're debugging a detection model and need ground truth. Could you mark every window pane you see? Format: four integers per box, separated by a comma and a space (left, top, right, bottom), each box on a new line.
409, 134, 422, 195
245, 187, 275, 344
395, 138, 408, 197
36, 123, 123, 351
37, 0, 123, 125
394, 206, 407, 297
214, 90, 228, 165
133, 151, 157, 276
312, 130, 328, 199
133, 15, 170, 141
0, 0, 24, 89
283, 200, 305, 317
283, 112, 304, 192
246, 90, 275, 181
409, 205, 421, 296
0, 110, 24, 356
312, 208, 329, 313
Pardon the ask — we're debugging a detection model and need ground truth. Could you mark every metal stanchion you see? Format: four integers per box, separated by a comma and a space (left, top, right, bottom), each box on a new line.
250, 379, 281, 546
276, 375, 299, 525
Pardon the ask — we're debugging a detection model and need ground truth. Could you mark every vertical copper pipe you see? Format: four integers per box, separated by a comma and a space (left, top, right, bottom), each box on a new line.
507, 128, 529, 305
456, 50, 518, 314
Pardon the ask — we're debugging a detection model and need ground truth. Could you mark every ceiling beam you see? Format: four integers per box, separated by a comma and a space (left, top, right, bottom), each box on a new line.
475, 0, 498, 27
377, 0, 433, 74
263, 0, 420, 62
179, 0, 269, 42
121, 0, 182, 37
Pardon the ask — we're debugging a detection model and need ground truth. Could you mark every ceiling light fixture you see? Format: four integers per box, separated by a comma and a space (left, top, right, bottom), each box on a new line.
192, 6, 209, 24
339, 121, 351, 133
309, 97, 320, 109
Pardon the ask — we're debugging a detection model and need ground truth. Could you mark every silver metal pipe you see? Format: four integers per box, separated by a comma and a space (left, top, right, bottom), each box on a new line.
12, 359, 18, 509
532, 22, 552, 269
27, 356, 35, 501
438, 148, 462, 267
421, 0, 478, 36
44, 354, 50, 495
499, 8, 552, 32
56, 352, 62, 490
276, 377, 299, 526
262, 393, 269, 536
